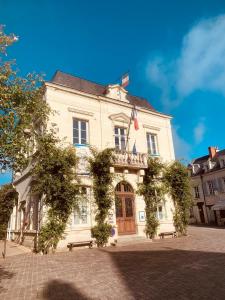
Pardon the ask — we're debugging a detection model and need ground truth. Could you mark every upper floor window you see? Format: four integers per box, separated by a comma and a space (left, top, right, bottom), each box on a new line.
194, 186, 200, 198
115, 127, 126, 151
73, 118, 88, 145
221, 159, 225, 168
147, 133, 159, 156
207, 180, 215, 195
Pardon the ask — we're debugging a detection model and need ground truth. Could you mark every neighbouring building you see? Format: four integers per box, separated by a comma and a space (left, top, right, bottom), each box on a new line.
189, 146, 225, 226
8, 71, 176, 248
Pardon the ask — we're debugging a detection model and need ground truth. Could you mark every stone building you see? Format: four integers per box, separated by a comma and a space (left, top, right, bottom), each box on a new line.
189, 146, 225, 226
9, 71, 176, 248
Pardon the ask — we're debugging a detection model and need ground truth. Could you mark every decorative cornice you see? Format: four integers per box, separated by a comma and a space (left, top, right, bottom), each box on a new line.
68, 107, 94, 116
109, 113, 130, 123
143, 124, 160, 131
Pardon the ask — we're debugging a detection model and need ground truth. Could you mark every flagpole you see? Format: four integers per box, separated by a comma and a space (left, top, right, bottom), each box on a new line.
125, 106, 134, 152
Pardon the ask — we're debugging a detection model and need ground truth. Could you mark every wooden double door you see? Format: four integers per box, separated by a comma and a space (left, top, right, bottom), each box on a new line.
115, 182, 136, 235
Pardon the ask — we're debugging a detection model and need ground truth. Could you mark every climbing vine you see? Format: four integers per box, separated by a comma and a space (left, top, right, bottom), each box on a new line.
89, 148, 115, 247
32, 133, 81, 253
164, 161, 192, 235
138, 157, 166, 238
0, 184, 18, 240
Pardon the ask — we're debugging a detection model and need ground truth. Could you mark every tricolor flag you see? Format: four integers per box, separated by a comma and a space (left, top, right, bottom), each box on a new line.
121, 73, 129, 88
132, 107, 139, 130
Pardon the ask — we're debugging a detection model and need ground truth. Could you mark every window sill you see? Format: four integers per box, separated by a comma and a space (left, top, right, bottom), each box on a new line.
74, 144, 90, 148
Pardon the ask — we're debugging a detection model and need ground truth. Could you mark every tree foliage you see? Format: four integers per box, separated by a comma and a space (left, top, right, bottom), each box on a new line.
0, 26, 50, 172
32, 133, 81, 253
0, 184, 18, 239
138, 157, 166, 238
164, 161, 192, 235
89, 148, 115, 247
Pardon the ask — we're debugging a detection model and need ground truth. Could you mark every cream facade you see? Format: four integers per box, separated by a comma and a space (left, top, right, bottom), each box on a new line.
189, 147, 225, 226
9, 71, 176, 249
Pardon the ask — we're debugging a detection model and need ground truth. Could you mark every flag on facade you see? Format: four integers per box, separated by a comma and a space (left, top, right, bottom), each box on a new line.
132, 107, 139, 130
121, 73, 129, 88
132, 141, 137, 155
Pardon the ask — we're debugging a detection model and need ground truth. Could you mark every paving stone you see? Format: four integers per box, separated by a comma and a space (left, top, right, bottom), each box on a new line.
1, 226, 225, 299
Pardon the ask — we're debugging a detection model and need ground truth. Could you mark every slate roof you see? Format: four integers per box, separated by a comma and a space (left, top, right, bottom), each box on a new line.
51, 70, 157, 112
191, 149, 225, 176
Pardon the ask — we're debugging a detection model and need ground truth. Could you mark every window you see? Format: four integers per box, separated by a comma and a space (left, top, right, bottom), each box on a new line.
194, 186, 200, 198
73, 187, 88, 225
207, 181, 214, 195
73, 118, 88, 145
114, 127, 126, 151
221, 159, 225, 168
147, 133, 159, 156
158, 206, 163, 220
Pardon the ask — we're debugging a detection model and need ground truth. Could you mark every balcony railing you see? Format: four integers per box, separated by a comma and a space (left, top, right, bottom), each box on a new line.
113, 150, 148, 169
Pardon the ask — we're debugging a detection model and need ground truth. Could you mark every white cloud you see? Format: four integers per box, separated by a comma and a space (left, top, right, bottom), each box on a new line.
146, 14, 225, 106
194, 119, 206, 144
172, 126, 191, 161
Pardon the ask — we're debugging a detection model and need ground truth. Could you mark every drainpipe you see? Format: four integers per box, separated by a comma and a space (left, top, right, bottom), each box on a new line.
200, 174, 210, 224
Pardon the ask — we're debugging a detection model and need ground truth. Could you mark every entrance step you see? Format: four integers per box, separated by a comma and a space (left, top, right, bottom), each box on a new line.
115, 235, 151, 246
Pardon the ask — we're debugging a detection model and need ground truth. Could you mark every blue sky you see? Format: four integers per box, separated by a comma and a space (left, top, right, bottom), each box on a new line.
1, 0, 225, 184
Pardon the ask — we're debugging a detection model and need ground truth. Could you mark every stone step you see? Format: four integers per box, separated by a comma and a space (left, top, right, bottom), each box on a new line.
115, 235, 151, 245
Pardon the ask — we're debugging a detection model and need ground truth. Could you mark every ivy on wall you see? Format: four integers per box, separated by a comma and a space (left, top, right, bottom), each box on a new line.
32, 134, 81, 253
89, 148, 115, 247
138, 157, 166, 238
164, 161, 192, 235
0, 184, 18, 240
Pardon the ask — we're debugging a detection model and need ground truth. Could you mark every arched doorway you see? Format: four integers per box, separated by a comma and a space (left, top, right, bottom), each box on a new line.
115, 181, 136, 235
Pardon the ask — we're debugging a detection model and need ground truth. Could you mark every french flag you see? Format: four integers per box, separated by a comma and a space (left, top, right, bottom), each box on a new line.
121, 73, 129, 88
132, 107, 139, 130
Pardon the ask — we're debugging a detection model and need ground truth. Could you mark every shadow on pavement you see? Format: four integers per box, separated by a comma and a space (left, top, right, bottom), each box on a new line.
0, 265, 14, 294
42, 279, 89, 300
103, 248, 225, 299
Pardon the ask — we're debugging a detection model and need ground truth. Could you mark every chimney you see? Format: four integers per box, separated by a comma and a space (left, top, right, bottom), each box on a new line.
208, 146, 218, 159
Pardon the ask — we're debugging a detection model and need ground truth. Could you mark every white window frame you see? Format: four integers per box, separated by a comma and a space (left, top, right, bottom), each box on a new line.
114, 126, 127, 151
194, 186, 200, 198
72, 187, 90, 226
147, 133, 159, 156
207, 180, 214, 195
73, 118, 89, 146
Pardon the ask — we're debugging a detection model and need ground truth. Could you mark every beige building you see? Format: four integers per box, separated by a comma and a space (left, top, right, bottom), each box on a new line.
189, 146, 225, 226
9, 71, 176, 248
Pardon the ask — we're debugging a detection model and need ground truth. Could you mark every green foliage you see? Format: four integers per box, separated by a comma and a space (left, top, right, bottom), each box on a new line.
32, 133, 81, 253
0, 26, 50, 172
0, 184, 18, 239
138, 157, 166, 238
164, 161, 192, 235
89, 148, 115, 246
91, 223, 112, 247
37, 209, 66, 254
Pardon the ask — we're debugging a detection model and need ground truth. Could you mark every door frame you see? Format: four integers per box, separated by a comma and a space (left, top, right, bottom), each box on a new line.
115, 182, 136, 235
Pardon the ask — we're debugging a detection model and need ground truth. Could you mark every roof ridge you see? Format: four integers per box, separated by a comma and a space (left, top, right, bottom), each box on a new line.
52, 70, 107, 88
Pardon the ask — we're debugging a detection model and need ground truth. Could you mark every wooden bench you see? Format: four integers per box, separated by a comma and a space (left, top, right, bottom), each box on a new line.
67, 240, 93, 251
159, 231, 177, 239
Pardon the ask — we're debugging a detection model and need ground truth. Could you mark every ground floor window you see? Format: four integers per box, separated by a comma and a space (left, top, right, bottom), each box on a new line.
73, 187, 89, 225
156, 202, 167, 220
